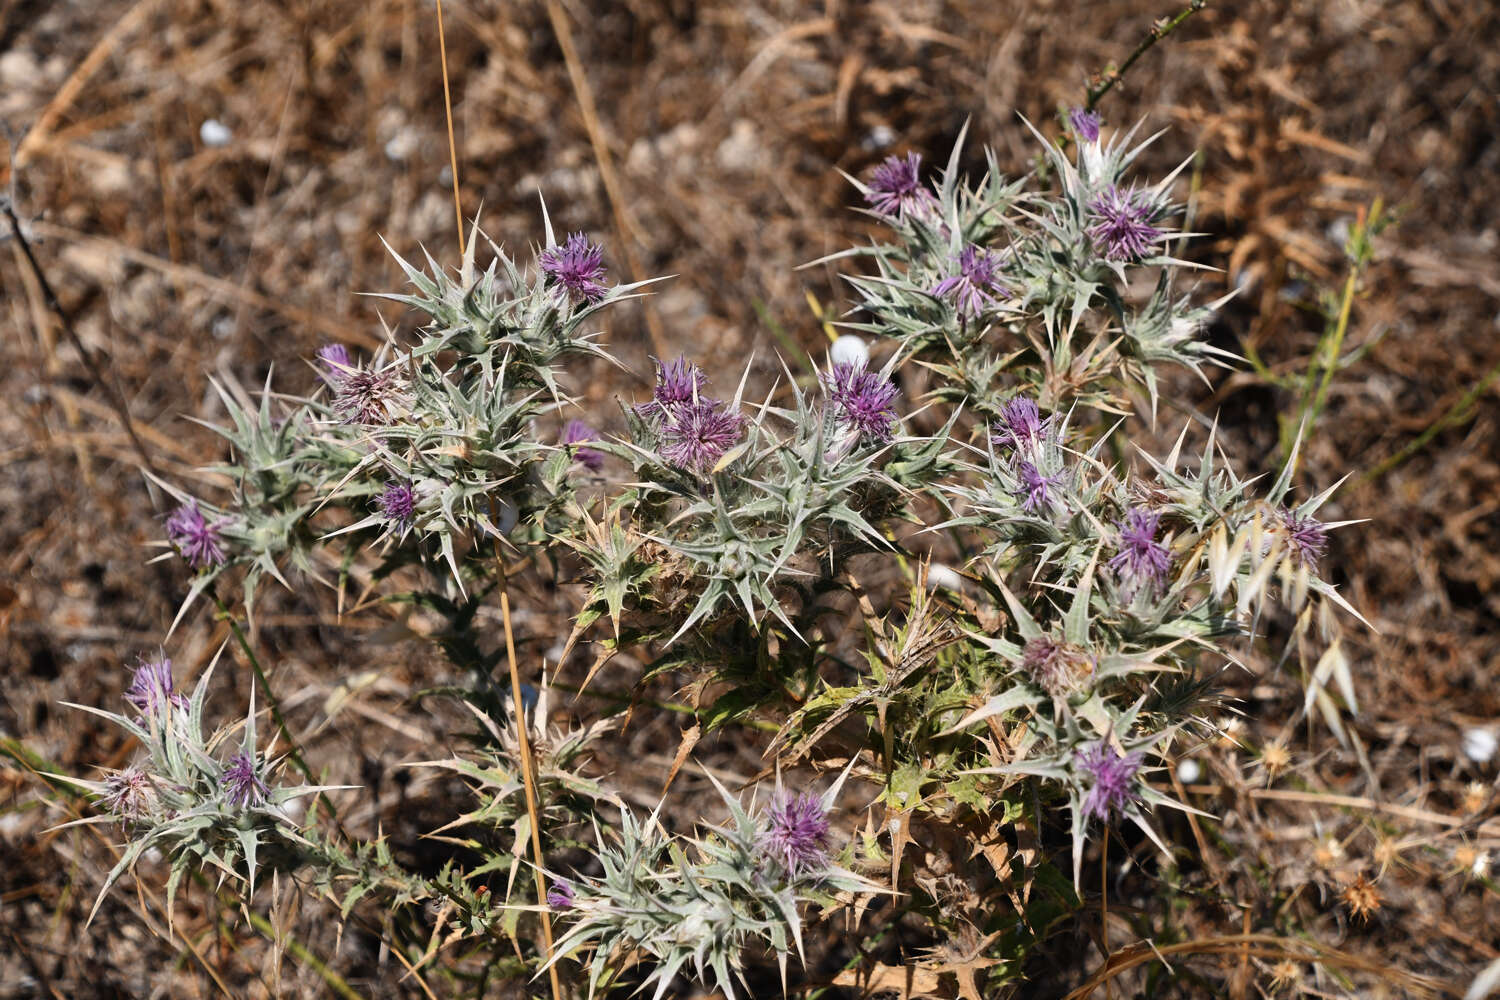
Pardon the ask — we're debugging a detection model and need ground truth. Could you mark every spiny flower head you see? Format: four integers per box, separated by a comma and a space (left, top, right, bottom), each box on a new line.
540, 232, 608, 304
1076, 742, 1143, 822
125, 655, 188, 718
165, 501, 227, 570
864, 152, 936, 220
1087, 186, 1164, 262
991, 396, 1051, 451
821, 362, 899, 446
1279, 509, 1328, 568
222, 752, 269, 809
1109, 507, 1170, 592
102, 767, 153, 819
1069, 107, 1101, 143
758, 792, 831, 879
377, 480, 417, 527
333, 366, 403, 425
932, 244, 1007, 318
658, 399, 744, 474
636, 356, 708, 421
546, 878, 575, 910
1022, 636, 1093, 697
1015, 461, 1063, 513
562, 419, 604, 472
316, 343, 351, 385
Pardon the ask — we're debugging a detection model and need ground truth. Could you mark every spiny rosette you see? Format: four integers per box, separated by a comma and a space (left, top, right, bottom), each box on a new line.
222, 752, 270, 808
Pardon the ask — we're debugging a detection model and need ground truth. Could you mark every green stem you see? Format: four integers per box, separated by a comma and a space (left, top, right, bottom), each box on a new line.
212, 594, 317, 785
1085, 2, 1208, 111
1358, 354, 1500, 485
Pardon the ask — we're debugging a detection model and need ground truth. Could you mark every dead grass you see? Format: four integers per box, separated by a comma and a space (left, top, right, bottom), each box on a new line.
1, 0, 1497, 996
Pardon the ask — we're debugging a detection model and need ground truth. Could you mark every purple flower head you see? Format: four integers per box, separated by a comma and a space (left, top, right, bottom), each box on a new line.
1109, 507, 1171, 593
931, 244, 1008, 318
222, 752, 269, 809
636, 356, 708, 422
991, 396, 1051, 451
1076, 741, 1144, 822
821, 362, 899, 446
103, 767, 153, 819
1279, 509, 1328, 569
758, 792, 831, 879
377, 480, 417, 527
546, 878, 575, 910
333, 367, 402, 425
1022, 636, 1093, 697
540, 232, 608, 304
562, 419, 604, 472
317, 343, 351, 385
1015, 461, 1063, 513
1069, 107, 1101, 143
864, 152, 937, 220
165, 501, 227, 571
1087, 186, 1164, 262
125, 655, 188, 718
658, 399, 744, 474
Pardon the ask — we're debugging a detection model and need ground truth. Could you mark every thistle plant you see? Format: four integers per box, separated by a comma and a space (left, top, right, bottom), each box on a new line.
63, 110, 1372, 998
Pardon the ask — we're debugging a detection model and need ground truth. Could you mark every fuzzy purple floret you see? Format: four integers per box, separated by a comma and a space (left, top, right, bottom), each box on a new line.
562, 419, 604, 471
540, 232, 608, 303
1069, 107, 1101, 143
991, 396, 1051, 451
1109, 507, 1170, 591
378, 481, 417, 526
103, 767, 153, 819
222, 752, 269, 809
635, 356, 708, 422
333, 367, 400, 425
1279, 509, 1328, 569
546, 878, 575, 910
865, 152, 936, 220
165, 501, 227, 570
317, 343, 351, 385
822, 362, 899, 445
658, 399, 744, 473
759, 792, 831, 879
1077, 742, 1143, 821
1087, 186, 1163, 262
1022, 636, 1065, 694
932, 244, 1007, 318
1015, 461, 1063, 513
125, 656, 188, 718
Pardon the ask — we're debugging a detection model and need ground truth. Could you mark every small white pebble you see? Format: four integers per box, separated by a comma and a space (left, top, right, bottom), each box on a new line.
1474, 851, 1492, 879
199, 119, 232, 148
924, 563, 963, 593
861, 124, 896, 151
384, 129, 419, 162
830, 334, 869, 369
1176, 758, 1202, 785
1462, 727, 1497, 764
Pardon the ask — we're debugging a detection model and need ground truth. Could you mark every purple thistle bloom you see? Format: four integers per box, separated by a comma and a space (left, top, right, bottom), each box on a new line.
165, 501, 227, 570
562, 419, 604, 472
125, 655, 188, 718
1076, 742, 1144, 822
222, 752, 269, 809
1069, 107, 1101, 143
864, 152, 937, 220
540, 232, 608, 304
759, 792, 831, 879
991, 396, 1051, 451
931, 244, 1007, 318
317, 343, 351, 385
1087, 186, 1164, 262
1015, 461, 1063, 513
546, 878, 575, 910
377, 480, 417, 527
103, 767, 153, 819
1279, 509, 1328, 568
821, 362, 899, 446
1022, 636, 1093, 696
1109, 507, 1171, 593
636, 356, 708, 422
333, 366, 402, 425
658, 400, 743, 473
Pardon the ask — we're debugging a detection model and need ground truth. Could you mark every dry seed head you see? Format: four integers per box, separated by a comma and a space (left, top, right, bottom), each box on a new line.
1268, 959, 1301, 993
1261, 741, 1292, 779
1462, 780, 1489, 814
1339, 874, 1382, 922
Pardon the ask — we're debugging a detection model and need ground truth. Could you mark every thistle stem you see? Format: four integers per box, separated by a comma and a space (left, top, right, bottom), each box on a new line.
1085, 1, 1207, 111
